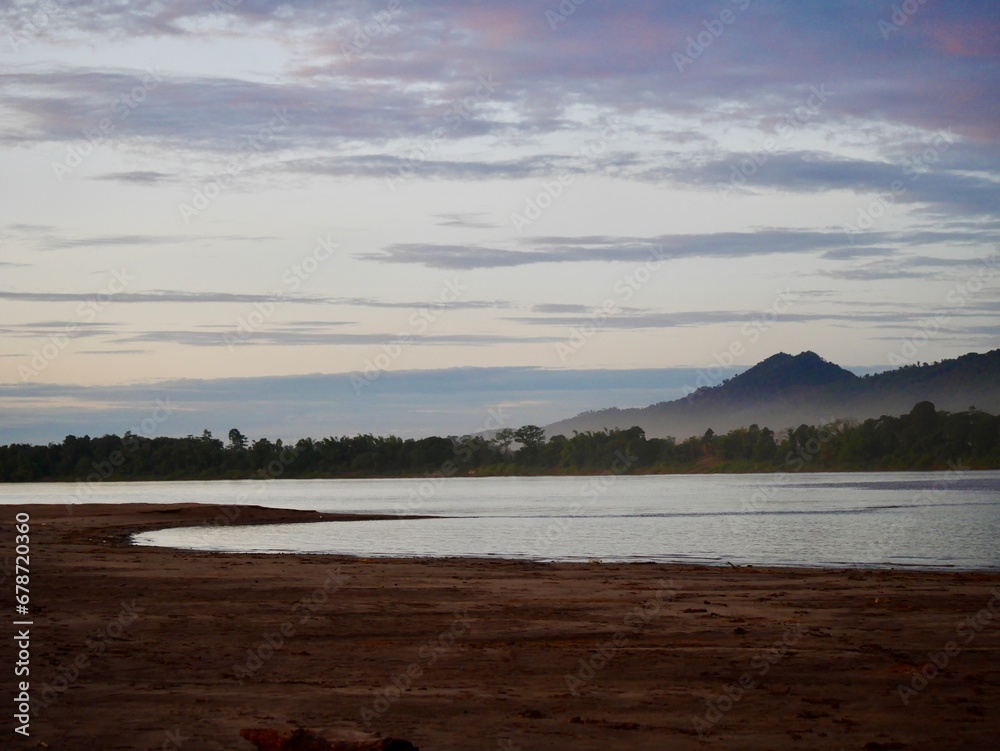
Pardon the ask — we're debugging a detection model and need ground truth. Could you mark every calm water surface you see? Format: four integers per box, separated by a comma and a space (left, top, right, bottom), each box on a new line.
3, 473, 999, 569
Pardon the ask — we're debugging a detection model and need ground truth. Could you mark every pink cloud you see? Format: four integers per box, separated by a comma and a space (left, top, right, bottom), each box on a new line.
923, 17, 1000, 58
454, 5, 538, 46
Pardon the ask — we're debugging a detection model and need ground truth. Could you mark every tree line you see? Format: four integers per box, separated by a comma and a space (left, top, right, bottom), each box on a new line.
0, 402, 997, 484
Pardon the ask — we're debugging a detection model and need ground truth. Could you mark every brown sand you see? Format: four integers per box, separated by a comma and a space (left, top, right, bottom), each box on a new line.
2, 503, 998, 750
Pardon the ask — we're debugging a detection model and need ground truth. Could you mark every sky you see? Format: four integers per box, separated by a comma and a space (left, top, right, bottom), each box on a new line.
0, 0, 998, 444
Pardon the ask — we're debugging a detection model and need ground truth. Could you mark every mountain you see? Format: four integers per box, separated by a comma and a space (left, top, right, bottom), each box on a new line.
545, 350, 1000, 440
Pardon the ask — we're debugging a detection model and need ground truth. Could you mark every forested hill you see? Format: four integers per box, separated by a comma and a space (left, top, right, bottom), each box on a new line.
0, 402, 997, 483
545, 350, 1000, 440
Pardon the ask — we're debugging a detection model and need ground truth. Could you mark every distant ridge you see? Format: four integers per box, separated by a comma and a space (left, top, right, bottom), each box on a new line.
545, 349, 1000, 440
708, 351, 858, 398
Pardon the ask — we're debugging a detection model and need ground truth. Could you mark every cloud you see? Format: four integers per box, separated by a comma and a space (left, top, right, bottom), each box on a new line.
0, 0, 996, 410
36, 234, 208, 251
77, 349, 151, 356
93, 170, 176, 184
0, 322, 117, 339
818, 254, 1000, 281
0, 364, 723, 443
667, 151, 1000, 220
0, 69, 500, 153
122, 329, 561, 348
615, 140, 1000, 224
0, 288, 515, 311
3, 2, 997, 157
435, 212, 501, 229
0, 290, 336, 305
821, 247, 898, 261
5, 223, 54, 233
531, 303, 599, 314
505, 308, 996, 331
274, 154, 574, 182
361, 230, 891, 269
5, 229, 275, 252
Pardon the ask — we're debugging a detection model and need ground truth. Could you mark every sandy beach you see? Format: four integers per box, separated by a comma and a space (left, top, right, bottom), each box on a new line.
2, 503, 998, 750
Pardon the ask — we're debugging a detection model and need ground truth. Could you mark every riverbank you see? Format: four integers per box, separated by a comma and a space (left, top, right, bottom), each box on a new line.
2, 503, 998, 750
3, 459, 1000, 484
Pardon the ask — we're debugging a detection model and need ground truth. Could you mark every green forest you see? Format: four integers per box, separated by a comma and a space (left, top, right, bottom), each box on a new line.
1, 401, 997, 484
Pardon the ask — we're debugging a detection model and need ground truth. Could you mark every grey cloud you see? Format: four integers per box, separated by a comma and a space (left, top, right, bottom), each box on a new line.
662, 151, 1000, 220
0, 288, 516, 310
77, 349, 151, 355
94, 170, 176, 184
819, 254, 1000, 281
824, 268, 929, 281
275, 154, 577, 181
122, 330, 561, 347
435, 213, 500, 229
362, 244, 545, 269
312, 298, 514, 311
2, 1, 998, 146
0, 322, 117, 339
5, 223, 54, 233
0, 290, 336, 305
507, 310, 958, 330
362, 231, 888, 270
25, 232, 274, 251
0, 69, 502, 152
822, 247, 898, 261
531, 303, 595, 314
38, 234, 199, 251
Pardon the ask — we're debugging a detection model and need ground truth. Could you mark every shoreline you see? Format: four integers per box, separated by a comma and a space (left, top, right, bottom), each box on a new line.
3, 463, 1000, 485
132, 526, 1000, 576
127, 500, 1000, 575
3, 503, 999, 750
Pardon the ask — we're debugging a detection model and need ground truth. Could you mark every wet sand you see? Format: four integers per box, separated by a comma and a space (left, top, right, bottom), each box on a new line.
2, 502, 998, 750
